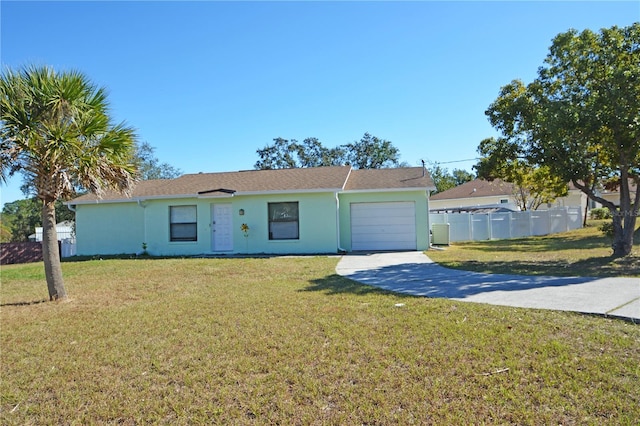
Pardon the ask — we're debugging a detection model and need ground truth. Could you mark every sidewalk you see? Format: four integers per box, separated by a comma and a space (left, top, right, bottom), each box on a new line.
336, 251, 640, 321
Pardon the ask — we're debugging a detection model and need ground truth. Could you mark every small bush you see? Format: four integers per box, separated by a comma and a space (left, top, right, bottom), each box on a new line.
590, 207, 611, 220
598, 221, 615, 238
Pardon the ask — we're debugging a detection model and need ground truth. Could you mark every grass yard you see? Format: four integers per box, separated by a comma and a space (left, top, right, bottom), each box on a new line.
427, 221, 640, 277
1, 256, 639, 424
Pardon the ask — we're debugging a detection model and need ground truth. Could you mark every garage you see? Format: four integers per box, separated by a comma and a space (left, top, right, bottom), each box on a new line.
350, 202, 417, 251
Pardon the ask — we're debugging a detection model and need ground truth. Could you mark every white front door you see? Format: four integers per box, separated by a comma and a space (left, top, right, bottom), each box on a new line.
212, 204, 233, 251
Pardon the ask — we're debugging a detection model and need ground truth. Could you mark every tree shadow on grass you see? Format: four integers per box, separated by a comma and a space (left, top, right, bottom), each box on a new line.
464, 224, 640, 254
333, 261, 608, 299
437, 255, 640, 278
0, 298, 48, 307
300, 273, 417, 298
463, 233, 609, 253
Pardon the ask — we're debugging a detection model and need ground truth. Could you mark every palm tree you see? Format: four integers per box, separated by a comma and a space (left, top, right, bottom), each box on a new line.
0, 66, 137, 301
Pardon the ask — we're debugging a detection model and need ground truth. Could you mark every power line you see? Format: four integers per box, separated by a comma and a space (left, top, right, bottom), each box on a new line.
419, 158, 479, 166
438, 158, 479, 164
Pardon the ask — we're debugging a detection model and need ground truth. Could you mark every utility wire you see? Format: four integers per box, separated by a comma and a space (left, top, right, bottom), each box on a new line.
438, 158, 480, 164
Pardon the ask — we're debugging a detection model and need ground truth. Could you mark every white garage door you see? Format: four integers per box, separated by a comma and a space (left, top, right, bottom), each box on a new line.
350, 202, 416, 251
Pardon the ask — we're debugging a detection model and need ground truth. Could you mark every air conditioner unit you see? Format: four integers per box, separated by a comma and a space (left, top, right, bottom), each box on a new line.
431, 223, 450, 245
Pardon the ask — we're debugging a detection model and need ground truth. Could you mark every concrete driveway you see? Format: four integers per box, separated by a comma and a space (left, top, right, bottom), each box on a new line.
336, 251, 640, 321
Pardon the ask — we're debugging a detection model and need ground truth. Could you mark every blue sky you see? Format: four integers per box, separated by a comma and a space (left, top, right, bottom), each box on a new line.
1, 1, 638, 207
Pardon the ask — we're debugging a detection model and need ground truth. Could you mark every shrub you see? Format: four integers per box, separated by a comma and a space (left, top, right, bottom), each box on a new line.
590, 207, 611, 220
598, 220, 615, 238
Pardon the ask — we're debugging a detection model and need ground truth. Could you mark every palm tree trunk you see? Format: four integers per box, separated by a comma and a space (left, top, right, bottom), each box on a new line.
41, 199, 67, 300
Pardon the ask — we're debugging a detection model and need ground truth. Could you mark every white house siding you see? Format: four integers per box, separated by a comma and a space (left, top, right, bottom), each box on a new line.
430, 189, 586, 212
429, 194, 513, 211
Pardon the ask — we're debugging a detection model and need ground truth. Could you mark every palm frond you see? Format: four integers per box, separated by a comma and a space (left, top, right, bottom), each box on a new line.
0, 65, 138, 200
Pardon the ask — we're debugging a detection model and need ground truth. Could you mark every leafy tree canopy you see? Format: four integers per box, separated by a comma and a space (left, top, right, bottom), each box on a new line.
254, 133, 403, 170
484, 24, 640, 256
1, 198, 74, 242
475, 137, 568, 211
425, 161, 475, 194
255, 137, 344, 170
343, 133, 401, 169
134, 141, 182, 180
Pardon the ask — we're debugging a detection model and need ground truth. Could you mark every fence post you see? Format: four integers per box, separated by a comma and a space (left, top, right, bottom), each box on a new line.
488, 213, 492, 240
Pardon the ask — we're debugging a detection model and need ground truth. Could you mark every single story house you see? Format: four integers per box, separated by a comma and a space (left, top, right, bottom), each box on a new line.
430, 179, 519, 212
429, 178, 586, 212
67, 166, 435, 256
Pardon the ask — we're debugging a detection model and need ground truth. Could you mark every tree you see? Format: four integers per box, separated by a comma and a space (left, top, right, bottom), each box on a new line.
0, 66, 137, 300
293, 137, 345, 168
425, 162, 456, 194
0, 221, 11, 243
1, 141, 176, 243
475, 137, 568, 211
254, 133, 401, 170
426, 161, 474, 194
343, 133, 400, 169
254, 137, 300, 170
1, 198, 74, 242
485, 24, 640, 256
134, 141, 182, 180
254, 137, 344, 170
452, 169, 475, 186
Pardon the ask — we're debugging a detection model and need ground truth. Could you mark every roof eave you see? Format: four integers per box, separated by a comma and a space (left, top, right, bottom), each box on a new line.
341, 186, 435, 194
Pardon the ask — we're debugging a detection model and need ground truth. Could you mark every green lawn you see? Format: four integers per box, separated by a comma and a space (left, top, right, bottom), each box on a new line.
1, 256, 639, 424
427, 221, 640, 277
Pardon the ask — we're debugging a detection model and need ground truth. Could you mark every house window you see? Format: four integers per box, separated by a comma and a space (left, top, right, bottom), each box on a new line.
170, 205, 197, 242
500, 199, 509, 204
268, 202, 299, 240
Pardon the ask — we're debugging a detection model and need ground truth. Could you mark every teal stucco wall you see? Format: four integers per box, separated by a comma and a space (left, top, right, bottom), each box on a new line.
75, 202, 145, 255
75, 190, 429, 256
75, 192, 339, 256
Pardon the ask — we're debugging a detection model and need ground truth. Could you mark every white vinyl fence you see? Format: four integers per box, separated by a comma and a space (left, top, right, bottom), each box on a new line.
33, 222, 76, 257
430, 207, 582, 243
60, 238, 77, 258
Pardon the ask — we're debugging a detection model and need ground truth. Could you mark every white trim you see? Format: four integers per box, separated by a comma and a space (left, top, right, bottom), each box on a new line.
341, 168, 353, 190
68, 188, 346, 205
67, 186, 436, 205
340, 187, 434, 194
236, 188, 341, 196
197, 193, 235, 199
67, 194, 200, 205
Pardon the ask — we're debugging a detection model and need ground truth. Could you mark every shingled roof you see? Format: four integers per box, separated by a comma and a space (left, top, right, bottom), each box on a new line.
345, 167, 434, 191
429, 178, 514, 200
69, 166, 435, 204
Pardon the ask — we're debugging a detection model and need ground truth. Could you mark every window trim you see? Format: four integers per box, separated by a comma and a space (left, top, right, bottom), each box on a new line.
268, 202, 299, 241
169, 205, 198, 242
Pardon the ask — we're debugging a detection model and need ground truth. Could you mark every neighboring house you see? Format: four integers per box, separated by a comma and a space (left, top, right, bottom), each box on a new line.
29, 220, 75, 242
593, 179, 638, 209
430, 179, 520, 212
67, 166, 435, 256
429, 178, 586, 212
